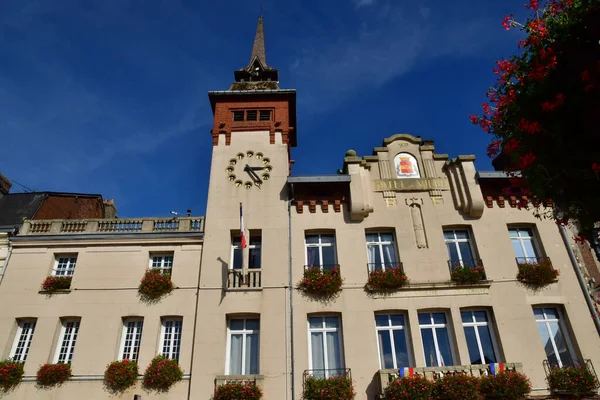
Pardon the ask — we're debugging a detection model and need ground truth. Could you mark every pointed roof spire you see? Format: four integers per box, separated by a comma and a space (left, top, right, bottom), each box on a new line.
250, 16, 267, 67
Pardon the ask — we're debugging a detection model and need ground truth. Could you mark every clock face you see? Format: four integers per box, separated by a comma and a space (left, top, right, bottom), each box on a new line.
226, 150, 273, 189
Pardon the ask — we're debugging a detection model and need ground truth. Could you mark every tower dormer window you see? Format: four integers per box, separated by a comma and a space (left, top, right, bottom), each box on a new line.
246, 110, 258, 121
259, 110, 272, 121
233, 111, 244, 121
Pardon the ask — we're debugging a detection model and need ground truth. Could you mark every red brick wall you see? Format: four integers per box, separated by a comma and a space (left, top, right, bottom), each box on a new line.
211, 96, 293, 146
34, 195, 104, 220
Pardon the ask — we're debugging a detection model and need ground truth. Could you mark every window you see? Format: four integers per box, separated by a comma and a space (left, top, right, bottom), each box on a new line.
366, 232, 398, 271
149, 253, 174, 275
246, 110, 258, 121
461, 311, 498, 364
233, 111, 244, 121
308, 316, 344, 378
509, 227, 540, 262
375, 314, 410, 369
444, 229, 477, 268
52, 255, 77, 276
120, 318, 143, 362
533, 307, 575, 367
418, 312, 454, 367
54, 319, 80, 364
10, 319, 36, 362
160, 318, 182, 361
227, 318, 260, 375
305, 233, 337, 271
259, 110, 272, 121
231, 233, 261, 269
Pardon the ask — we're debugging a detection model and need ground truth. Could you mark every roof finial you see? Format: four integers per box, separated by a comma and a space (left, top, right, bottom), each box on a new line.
250, 15, 267, 66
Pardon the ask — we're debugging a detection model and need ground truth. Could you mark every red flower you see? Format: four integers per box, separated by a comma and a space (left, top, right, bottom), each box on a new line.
487, 140, 502, 158
525, 0, 540, 10
468, 114, 479, 125
502, 15, 513, 30
519, 152, 536, 169
592, 163, 600, 174
503, 138, 520, 154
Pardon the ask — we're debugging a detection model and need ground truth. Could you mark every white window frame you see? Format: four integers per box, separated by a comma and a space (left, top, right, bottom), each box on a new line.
461, 310, 500, 365
119, 318, 144, 362
9, 319, 36, 362
307, 316, 345, 377
304, 233, 337, 270
54, 319, 80, 364
160, 318, 182, 361
366, 232, 398, 271
374, 314, 411, 369
533, 307, 576, 368
225, 318, 260, 375
444, 229, 477, 266
230, 234, 262, 270
509, 227, 541, 261
149, 253, 174, 275
418, 312, 455, 367
52, 254, 77, 277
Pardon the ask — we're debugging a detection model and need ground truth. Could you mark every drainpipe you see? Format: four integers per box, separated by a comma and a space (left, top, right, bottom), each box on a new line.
0, 241, 13, 286
288, 185, 296, 400
559, 225, 600, 336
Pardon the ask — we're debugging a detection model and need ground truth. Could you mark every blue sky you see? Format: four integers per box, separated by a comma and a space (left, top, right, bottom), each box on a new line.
0, 0, 528, 218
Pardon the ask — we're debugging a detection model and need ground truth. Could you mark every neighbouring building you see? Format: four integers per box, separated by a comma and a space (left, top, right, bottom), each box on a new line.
0, 16, 599, 400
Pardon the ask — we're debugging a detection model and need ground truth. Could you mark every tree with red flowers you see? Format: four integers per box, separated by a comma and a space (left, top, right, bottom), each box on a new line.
471, 0, 600, 237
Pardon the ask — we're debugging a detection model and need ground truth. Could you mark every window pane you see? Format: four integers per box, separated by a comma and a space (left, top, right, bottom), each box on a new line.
367, 244, 379, 266
511, 239, 526, 258
464, 326, 482, 364
436, 327, 454, 367
537, 322, 559, 366
474, 311, 487, 322
382, 244, 397, 264
458, 242, 473, 263
232, 248, 242, 270
549, 322, 573, 366
447, 244, 460, 263
418, 313, 431, 325
326, 331, 342, 370
378, 330, 394, 369
366, 233, 378, 242
432, 313, 446, 324
245, 333, 260, 374
310, 332, 325, 371
509, 229, 519, 238
249, 247, 261, 268
321, 246, 336, 266
455, 231, 469, 240
230, 320, 244, 330
246, 319, 260, 330
544, 308, 558, 320
478, 325, 497, 364
533, 308, 545, 319
320, 235, 335, 244
421, 328, 437, 367
305, 235, 319, 244
519, 229, 532, 238
246, 110, 257, 121
380, 233, 394, 243
444, 231, 455, 240
521, 239, 537, 259
306, 247, 319, 266
229, 334, 243, 374
375, 315, 389, 327
390, 315, 404, 326
461, 312, 473, 324
393, 329, 409, 368
325, 317, 339, 329
309, 317, 323, 329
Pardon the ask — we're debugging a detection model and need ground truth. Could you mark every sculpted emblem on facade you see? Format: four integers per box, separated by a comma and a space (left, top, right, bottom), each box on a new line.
394, 153, 420, 178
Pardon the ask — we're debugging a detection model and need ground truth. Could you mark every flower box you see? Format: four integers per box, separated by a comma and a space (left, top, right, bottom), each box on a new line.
36, 363, 71, 387
142, 355, 183, 391
0, 359, 24, 392
478, 371, 532, 400
547, 366, 599, 398
213, 381, 263, 400
104, 359, 138, 393
383, 375, 433, 400
138, 270, 174, 302
40, 276, 72, 294
297, 266, 343, 298
450, 265, 486, 285
366, 265, 408, 293
516, 258, 559, 290
433, 373, 480, 400
303, 375, 355, 400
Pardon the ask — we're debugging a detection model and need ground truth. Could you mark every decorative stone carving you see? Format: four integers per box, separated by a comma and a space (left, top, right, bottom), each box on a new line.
406, 198, 428, 249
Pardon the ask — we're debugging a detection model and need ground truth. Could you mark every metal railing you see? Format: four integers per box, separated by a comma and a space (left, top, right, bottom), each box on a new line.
367, 262, 404, 274
214, 374, 263, 391
378, 363, 523, 394
516, 256, 551, 265
21, 217, 204, 235
543, 359, 599, 387
227, 269, 262, 289
447, 258, 486, 280
303, 264, 341, 273
303, 368, 351, 385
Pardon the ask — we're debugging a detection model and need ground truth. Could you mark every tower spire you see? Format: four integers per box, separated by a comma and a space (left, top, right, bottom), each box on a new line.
250, 16, 267, 67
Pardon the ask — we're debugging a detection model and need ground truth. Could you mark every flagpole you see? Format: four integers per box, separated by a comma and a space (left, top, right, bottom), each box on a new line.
240, 202, 248, 285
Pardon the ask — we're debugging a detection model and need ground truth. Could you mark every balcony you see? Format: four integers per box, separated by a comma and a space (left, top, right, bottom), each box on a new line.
448, 258, 487, 284
377, 363, 523, 395
543, 359, 599, 397
367, 262, 404, 273
20, 217, 204, 235
227, 269, 262, 289
214, 374, 264, 387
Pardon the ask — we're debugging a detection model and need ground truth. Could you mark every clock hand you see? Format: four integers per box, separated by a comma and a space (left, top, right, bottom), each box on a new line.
244, 165, 262, 183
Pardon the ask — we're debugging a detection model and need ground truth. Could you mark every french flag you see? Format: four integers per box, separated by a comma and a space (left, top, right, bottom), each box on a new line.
240, 203, 247, 249
489, 363, 505, 375
399, 367, 414, 378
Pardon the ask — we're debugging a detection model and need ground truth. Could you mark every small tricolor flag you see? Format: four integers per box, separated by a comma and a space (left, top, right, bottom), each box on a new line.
399, 367, 414, 378
489, 363, 505, 375
239, 203, 247, 249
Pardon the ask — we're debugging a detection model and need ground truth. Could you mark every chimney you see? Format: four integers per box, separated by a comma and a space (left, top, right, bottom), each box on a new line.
0, 173, 11, 198
103, 199, 118, 219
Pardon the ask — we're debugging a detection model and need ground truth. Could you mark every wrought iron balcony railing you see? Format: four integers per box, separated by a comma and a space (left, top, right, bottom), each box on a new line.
543, 359, 599, 394
303, 368, 351, 384
227, 269, 262, 289
516, 256, 551, 265
377, 363, 523, 394
447, 258, 484, 271
303, 264, 341, 273
367, 262, 404, 274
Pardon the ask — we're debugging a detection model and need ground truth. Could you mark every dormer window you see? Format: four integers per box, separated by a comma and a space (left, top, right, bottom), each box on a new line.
233, 111, 244, 121
246, 110, 258, 121
259, 110, 272, 121
232, 110, 273, 122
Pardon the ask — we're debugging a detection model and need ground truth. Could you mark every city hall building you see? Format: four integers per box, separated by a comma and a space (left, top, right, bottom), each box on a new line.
0, 17, 599, 400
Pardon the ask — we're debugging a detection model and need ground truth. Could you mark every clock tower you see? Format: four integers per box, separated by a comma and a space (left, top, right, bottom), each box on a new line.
191, 16, 296, 399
